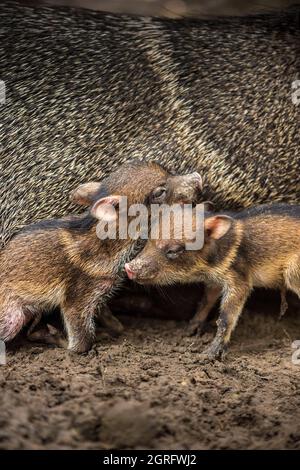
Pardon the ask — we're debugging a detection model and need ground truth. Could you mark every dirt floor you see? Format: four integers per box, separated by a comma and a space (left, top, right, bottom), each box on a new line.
1, 291, 300, 450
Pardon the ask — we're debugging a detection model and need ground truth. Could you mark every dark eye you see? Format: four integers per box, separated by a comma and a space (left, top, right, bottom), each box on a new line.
166, 245, 185, 260
152, 186, 167, 201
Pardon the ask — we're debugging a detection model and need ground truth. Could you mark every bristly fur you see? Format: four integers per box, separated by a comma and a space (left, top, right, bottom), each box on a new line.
1, 2, 300, 248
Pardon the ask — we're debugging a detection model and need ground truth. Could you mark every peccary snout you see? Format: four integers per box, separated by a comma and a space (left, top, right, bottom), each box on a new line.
125, 258, 159, 283
124, 263, 136, 280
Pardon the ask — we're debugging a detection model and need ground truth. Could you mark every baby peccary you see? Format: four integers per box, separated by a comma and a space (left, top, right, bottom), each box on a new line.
0, 161, 202, 353
125, 204, 300, 361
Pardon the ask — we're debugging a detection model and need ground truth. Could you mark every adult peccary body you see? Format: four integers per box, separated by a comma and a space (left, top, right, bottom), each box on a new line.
1, 1, 299, 248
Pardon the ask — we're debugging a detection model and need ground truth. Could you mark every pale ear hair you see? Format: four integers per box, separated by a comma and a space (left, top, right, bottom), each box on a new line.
91, 195, 122, 222
204, 215, 233, 240
70, 182, 102, 206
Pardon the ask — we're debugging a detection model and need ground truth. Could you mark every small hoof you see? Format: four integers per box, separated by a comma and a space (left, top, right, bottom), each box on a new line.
198, 343, 227, 363
68, 340, 93, 354
198, 353, 214, 365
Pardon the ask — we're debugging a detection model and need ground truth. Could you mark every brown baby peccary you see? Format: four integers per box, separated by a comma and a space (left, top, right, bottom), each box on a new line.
0, 161, 202, 352
125, 204, 300, 360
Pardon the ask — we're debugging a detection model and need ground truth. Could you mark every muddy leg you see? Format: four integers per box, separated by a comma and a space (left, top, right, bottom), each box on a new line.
62, 301, 96, 353
187, 285, 221, 336
0, 299, 28, 342
200, 282, 250, 362
61, 277, 105, 353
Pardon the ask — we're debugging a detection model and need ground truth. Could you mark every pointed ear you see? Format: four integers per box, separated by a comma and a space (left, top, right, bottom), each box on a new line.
203, 200, 215, 212
91, 195, 122, 222
70, 182, 102, 206
204, 215, 233, 240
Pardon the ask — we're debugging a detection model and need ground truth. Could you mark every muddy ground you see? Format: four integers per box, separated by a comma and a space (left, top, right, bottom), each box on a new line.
1, 290, 300, 450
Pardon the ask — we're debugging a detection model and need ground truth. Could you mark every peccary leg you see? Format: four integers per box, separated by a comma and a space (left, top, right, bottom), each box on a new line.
0, 292, 43, 342
95, 304, 124, 336
61, 277, 104, 353
201, 282, 250, 361
28, 304, 123, 347
27, 311, 43, 336
187, 285, 221, 336
279, 286, 288, 319
62, 272, 119, 353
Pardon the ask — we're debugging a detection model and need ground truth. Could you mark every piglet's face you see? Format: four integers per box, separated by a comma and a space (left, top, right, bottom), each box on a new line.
125, 215, 233, 286
125, 239, 200, 286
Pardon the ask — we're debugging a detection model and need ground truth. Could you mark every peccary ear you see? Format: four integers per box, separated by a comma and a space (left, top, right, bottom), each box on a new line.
91, 195, 122, 222
204, 215, 233, 240
70, 182, 102, 206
